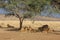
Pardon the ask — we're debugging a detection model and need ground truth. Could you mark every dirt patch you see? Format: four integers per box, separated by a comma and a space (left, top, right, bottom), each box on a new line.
0, 28, 60, 40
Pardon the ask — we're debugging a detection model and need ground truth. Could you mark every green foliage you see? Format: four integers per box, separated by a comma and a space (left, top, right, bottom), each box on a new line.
23, 0, 50, 12
23, 12, 33, 18
1, 0, 59, 15
4, 0, 51, 12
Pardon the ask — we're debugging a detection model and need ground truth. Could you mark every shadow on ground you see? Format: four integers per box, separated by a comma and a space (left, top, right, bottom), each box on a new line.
6, 28, 20, 31
0, 27, 20, 31
51, 31, 60, 35
0, 27, 60, 35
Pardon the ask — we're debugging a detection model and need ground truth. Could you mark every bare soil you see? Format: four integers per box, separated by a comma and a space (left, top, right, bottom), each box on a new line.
0, 28, 60, 40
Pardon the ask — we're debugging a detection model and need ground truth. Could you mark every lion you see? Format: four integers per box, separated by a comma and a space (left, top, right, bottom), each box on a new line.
7, 24, 14, 28
20, 26, 36, 32
38, 24, 55, 33
27, 26, 36, 32
20, 26, 28, 32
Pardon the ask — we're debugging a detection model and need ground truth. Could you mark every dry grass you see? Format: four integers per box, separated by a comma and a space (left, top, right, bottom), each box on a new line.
0, 20, 60, 40
0, 20, 60, 30
0, 15, 60, 40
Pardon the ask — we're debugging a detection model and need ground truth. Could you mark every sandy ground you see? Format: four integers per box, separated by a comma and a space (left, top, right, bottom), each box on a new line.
0, 21, 60, 40
0, 28, 60, 40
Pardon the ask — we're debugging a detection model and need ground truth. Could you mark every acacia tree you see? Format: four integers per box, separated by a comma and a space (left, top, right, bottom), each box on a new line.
4, 0, 40, 30
4, 0, 25, 30
1, 0, 52, 30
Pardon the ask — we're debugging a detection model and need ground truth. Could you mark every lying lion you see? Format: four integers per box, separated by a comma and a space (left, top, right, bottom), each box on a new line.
38, 25, 54, 33
21, 26, 36, 32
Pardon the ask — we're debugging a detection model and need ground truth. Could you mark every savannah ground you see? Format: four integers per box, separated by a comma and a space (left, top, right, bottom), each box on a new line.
0, 14, 60, 40
0, 29, 60, 40
0, 20, 60, 40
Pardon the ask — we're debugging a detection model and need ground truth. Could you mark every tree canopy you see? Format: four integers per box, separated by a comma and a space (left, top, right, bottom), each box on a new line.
0, 0, 60, 14
0, 0, 51, 12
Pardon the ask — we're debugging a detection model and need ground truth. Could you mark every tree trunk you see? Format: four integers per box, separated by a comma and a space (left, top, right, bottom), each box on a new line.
18, 17, 24, 30
16, 14, 24, 30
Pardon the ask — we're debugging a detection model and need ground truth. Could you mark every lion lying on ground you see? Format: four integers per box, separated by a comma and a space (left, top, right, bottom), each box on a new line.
38, 25, 54, 33
20, 26, 36, 32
